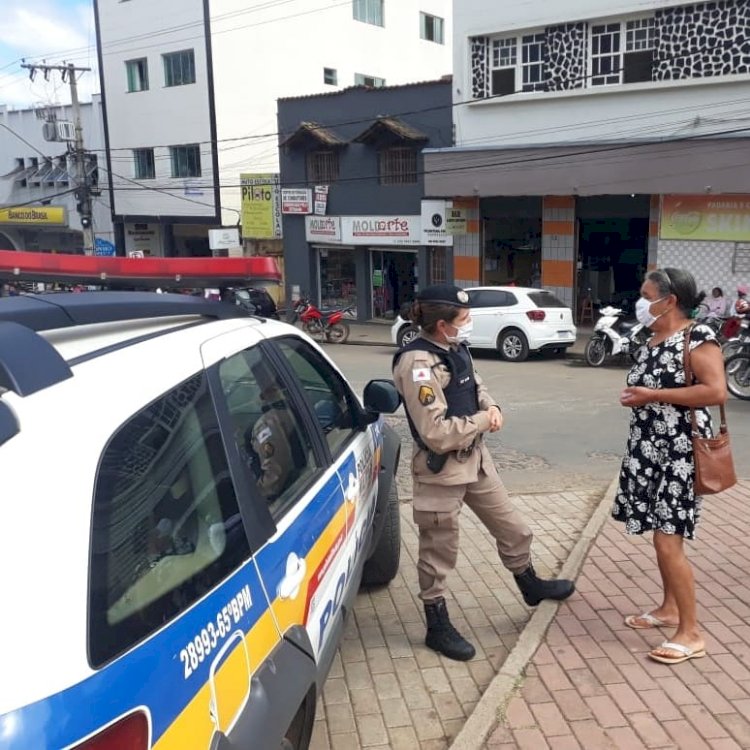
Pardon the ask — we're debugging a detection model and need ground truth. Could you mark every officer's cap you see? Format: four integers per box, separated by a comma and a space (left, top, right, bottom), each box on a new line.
417, 284, 470, 308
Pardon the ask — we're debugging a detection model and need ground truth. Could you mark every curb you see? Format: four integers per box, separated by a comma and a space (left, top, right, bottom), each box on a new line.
448, 474, 620, 750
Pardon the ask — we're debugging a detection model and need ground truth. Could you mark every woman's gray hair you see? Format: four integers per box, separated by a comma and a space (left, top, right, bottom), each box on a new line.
646, 267, 700, 316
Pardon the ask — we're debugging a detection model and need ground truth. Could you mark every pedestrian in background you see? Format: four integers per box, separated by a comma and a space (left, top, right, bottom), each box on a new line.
705, 287, 727, 319
614, 268, 726, 665
392, 284, 574, 662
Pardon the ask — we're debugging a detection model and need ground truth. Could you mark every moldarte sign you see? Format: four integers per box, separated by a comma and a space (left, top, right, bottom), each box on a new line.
0, 206, 66, 225
344, 216, 421, 245
660, 195, 750, 242
305, 216, 342, 242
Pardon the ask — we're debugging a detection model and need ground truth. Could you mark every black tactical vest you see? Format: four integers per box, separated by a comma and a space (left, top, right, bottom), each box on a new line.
393, 338, 480, 448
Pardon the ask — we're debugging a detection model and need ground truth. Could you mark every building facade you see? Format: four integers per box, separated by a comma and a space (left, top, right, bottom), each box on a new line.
94, 0, 452, 258
0, 97, 113, 255
426, 0, 750, 312
278, 79, 454, 321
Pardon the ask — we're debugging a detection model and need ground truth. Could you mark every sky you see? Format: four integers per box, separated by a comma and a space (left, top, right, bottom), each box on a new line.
0, 0, 99, 110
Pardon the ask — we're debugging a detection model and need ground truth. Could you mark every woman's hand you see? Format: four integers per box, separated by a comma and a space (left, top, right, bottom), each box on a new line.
620, 387, 655, 407
488, 405, 503, 432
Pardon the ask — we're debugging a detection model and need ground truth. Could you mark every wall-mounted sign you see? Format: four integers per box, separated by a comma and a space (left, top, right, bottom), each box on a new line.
94, 237, 116, 257
281, 188, 312, 214
661, 195, 750, 242
420, 200, 454, 246
314, 185, 329, 216
305, 215, 342, 242
208, 227, 241, 250
0, 206, 66, 226
240, 173, 283, 239
343, 216, 421, 246
125, 222, 160, 257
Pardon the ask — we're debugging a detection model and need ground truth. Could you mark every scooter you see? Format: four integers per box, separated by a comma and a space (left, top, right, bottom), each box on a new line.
585, 306, 650, 367
293, 297, 353, 343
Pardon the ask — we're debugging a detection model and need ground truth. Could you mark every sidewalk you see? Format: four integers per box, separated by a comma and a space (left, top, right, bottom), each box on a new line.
478, 479, 750, 750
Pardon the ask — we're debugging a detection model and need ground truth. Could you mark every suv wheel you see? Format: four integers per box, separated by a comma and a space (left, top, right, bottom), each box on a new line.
397, 324, 419, 347
498, 329, 529, 362
361, 482, 401, 586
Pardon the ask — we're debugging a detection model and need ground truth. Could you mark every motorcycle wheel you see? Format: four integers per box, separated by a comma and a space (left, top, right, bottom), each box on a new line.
302, 321, 325, 341
327, 322, 350, 344
722, 340, 742, 360
584, 337, 607, 367
725, 353, 750, 400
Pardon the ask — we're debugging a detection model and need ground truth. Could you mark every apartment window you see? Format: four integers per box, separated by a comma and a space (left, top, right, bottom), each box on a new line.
324, 67, 338, 85
353, 0, 383, 26
491, 35, 546, 95
170, 144, 201, 178
590, 18, 655, 86
354, 73, 386, 87
307, 150, 339, 184
133, 148, 156, 179
125, 58, 149, 92
420, 12, 444, 44
379, 147, 418, 185
163, 49, 196, 87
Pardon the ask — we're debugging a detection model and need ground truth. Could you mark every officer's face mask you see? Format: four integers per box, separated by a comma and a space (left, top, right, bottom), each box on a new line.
445, 318, 473, 344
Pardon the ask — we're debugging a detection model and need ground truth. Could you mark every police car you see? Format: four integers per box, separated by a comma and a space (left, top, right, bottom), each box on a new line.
0, 292, 401, 750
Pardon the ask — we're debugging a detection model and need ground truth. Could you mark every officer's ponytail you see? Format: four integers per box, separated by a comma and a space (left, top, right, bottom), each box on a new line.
408, 299, 461, 334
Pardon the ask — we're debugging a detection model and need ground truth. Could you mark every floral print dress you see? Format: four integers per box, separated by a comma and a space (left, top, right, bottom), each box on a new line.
613, 324, 717, 540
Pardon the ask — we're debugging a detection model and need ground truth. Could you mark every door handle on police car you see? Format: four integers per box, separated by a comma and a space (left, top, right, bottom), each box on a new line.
278, 552, 306, 599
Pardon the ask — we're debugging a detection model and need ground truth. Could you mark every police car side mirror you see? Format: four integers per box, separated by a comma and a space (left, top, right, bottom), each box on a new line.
363, 379, 401, 416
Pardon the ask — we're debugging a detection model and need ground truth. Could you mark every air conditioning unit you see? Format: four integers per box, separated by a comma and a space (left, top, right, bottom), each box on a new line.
56, 121, 76, 142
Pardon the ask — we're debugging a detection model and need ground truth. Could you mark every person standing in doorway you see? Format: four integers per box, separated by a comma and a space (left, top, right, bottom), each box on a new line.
392, 284, 575, 661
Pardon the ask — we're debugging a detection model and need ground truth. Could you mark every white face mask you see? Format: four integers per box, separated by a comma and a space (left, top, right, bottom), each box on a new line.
445, 320, 473, 344
635, 296, 666, 328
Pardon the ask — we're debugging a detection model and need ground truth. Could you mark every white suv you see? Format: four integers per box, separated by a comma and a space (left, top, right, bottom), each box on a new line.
0, 292, 401, 750
391, 286, 577, 361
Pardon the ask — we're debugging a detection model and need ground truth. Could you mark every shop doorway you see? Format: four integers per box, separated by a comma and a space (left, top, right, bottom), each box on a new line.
370, 249, 417, 319
577, 196, 650, 315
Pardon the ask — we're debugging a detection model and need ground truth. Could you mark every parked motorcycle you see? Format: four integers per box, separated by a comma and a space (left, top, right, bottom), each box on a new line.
584, 306, 650, 367
292, 297, 353, 343
725, 340, 750, 400
721, 314, 750, 361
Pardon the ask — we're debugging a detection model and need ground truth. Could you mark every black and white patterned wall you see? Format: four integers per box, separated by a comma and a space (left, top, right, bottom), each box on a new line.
654, 1, 750, 80
545, 23, 587, 90
470, 0, 750, 98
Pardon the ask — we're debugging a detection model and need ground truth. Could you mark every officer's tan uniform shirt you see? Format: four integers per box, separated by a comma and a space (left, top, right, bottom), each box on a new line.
393, 334, 501, 492
251, 407, 296, 498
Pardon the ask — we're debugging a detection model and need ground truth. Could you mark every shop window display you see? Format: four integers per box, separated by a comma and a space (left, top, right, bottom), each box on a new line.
319, 248, 357, 312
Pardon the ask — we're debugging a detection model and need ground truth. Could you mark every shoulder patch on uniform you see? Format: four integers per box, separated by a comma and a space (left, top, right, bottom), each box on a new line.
418, 385, 435, 405
257, 426, 272, 443
412, 367, 432, 382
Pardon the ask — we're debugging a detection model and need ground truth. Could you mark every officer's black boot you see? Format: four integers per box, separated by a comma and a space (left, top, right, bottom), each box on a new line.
514, 564, 575, 607
423, 597, 476, 661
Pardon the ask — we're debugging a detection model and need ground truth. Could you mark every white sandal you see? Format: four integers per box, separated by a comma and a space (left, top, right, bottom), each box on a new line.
624, 612, 677, 630
648, 641, 706, 664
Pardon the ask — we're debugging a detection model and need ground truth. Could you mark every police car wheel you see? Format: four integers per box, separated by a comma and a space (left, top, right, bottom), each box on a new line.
361, 482, 401, 586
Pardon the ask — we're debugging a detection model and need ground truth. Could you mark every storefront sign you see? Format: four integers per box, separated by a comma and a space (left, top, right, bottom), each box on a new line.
446, 208, 468, 235
240, 173, 283, 239
0, 206, 66, 225
342, 216, 421, 246
208, 227, 240, 250
420, 200, 454, 246
314, 185, 329, 216
94, 237, 116, 257
281, 188, 312, 214
125, 222, 160, 257
305, 215, 342, 242
661, 195, 750, 242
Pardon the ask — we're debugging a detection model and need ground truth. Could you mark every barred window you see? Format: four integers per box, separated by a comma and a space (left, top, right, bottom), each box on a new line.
163, 50, 196, 87
170, 144, 201, 178
307, 150, 339, 184
378, 147, 417, 186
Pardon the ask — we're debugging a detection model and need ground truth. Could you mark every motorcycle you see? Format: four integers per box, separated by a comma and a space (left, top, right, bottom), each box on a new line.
292, 297, 353, 343
725, 338, 750, 400
584, 306, 650, 367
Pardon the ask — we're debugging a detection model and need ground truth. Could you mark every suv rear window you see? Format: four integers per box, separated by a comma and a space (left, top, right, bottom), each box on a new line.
528, 291, 567, 308
88, 372, 250, 666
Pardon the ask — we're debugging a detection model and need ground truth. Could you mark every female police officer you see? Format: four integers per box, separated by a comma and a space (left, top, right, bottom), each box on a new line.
392, 284, 574, 661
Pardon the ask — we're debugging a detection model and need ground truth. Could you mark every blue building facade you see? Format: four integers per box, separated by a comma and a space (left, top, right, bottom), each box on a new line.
277, 79, 453, 322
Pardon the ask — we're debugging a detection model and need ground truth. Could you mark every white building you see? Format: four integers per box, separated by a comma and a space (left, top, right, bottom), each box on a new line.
425, 0, 750, 310
94, 0, 452, 256
0, 96, 113, 254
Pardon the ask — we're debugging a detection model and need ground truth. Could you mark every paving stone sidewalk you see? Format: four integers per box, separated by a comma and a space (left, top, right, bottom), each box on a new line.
309, 486, 602, 750
485, 479, 750, 750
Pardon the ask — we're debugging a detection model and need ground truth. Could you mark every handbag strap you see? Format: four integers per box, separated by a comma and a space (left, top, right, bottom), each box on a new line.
683, 325, 728, 436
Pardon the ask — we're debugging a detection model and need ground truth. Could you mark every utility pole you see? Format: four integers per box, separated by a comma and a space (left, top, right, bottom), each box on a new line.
21, 62, 95, 255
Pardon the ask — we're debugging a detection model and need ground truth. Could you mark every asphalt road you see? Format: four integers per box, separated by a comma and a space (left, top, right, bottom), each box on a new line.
323, 344, 750, 496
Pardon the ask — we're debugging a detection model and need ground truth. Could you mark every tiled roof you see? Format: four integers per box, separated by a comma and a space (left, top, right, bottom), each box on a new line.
280, 121, 347, 149
353, 116, 428, 144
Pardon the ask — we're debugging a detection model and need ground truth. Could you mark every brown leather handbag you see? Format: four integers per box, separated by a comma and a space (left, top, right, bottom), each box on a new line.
683, 327, 737, 495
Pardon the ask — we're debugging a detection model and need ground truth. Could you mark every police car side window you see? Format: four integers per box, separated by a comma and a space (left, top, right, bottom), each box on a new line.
89, 372, 250, 667
275, 338, 358, 457
218, 347, 318, 521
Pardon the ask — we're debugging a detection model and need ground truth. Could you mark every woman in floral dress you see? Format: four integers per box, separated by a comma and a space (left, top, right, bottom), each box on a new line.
614, 268, 726, 665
